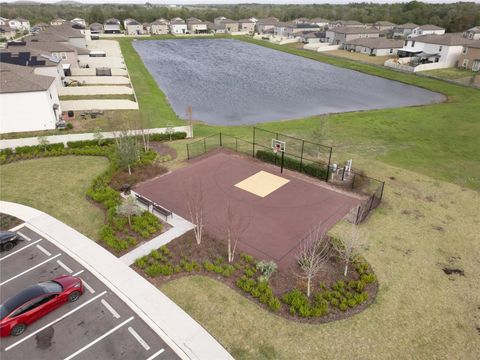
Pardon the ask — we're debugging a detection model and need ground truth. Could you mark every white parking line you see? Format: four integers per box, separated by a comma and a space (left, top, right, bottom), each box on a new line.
16, 231, 32, 241
81, 279, 95, 294
5, 291, 107, 351
101, 299, 120, 319
128, 326, 150, 351
36, 244, 52, 257
0, 239, 42, 262
8, 223, 25, 232
63, 316, 134, 360
57, 260, 73, 273
73, 269, 84, 277
0, 254, 61, 286
146, 349, 165, 360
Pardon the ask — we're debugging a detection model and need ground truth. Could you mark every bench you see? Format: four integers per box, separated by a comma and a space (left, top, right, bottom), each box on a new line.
152, 204, 172, 219
135, 194, 151, 208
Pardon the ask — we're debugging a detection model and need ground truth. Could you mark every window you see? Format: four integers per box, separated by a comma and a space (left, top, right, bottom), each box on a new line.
61, 52, 67, 60
390, 48, 393, 54
439, 46, 442, 52
462, 47, 468, 55
412, 41, 415, 47
462, 59, 469, 68
404, 40, 408, 46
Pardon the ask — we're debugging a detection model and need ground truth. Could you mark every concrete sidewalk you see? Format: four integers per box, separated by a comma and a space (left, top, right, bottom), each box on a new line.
0, 201, 233, 360
60, 99, 139, 111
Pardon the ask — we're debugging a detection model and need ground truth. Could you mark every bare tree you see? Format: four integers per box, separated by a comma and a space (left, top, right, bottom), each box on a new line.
333, 207, 366, 277
117, 196, 142, 226
114, 129, 138, 175
297, 226, 331, 297
224, 204, 250, 263
185, 181, 205, 245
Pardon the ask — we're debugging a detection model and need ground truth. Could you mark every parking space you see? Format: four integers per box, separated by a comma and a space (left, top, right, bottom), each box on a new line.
0, 225, 180, 360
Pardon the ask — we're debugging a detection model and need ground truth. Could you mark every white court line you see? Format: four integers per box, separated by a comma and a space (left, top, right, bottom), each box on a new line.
146, 349, 165, 360
81, 279, 95, 294
8, 223, 25, 232
63, 316, 134, 360
72, 269, 84, 277
57, 260, 73, 273
101, 299, 120, 319
36, 244, 52, 257
16, 231, 32, 241
0, 254, 61, 286
5, 291, 107, 351
128, 326, 150, 351
0, 239, 42, 262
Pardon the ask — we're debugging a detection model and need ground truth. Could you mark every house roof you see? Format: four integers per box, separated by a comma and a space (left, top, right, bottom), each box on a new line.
414, 33, 474, 46
25, 39, 76, 53
275, 22, 295, 28
89, 22, 103, 29
310, 18, 329, 23
257, 18, 279, 25
465, 40, 480, 49
374, 21, 396, 26
397, 23, 418, 29
126, 20, 141, 26
26, 32, 69, 43
43, 24, 85, 38
346, 37, 404, 49
296, 23, 320, 29
0, 25, 15, 32
238, 19, 254, 24
466, 26, 480, 34
104, 18, 120, 25
170, 20, 186, 25
1, 45, 61, 67
13, 18, 29, 23
418, 24, 444, 31
151, 19, 169, 25
0, 62, 54, 94
329, 26, 380, 34
332, 20, 363, 26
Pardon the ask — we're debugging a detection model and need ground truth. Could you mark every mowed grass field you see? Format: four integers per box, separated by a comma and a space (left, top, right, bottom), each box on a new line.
0, 156, 109, 239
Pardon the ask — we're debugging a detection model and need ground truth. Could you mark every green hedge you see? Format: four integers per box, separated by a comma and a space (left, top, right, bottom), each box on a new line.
150, 132, 187, 141
14, 143, 65, 154
66, 139, 114, 148
255, 150, 328, 180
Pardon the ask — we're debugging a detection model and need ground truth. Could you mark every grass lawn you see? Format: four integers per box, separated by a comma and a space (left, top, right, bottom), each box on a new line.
316, 48, 394, 65
423, 67, 477, 80
161, 158, 480, 359
0, 156, 109, 239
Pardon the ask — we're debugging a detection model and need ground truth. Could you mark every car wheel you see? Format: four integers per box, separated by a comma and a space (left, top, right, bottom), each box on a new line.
3, 242, 14, 251
11, 323, 26, 336
68, 291, 81, 302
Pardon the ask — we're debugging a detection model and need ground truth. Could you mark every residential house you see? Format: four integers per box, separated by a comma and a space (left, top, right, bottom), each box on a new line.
463, 26, 480, 40
0, 17, 8, 26
51, 18, 66, 26
273, 22, 294, 37
249, 17, 258, 24
31, 23, 49, 33
0, 63, 62, 134
373, 21, 396, 31
255, 17, 279, 34
169, 19, 187, 35
186, 18, 208, 34
0, 25, 16, 40
151, 19, 169, 35
124, 19, 144, 35
329, 20, 364, 28
397, 33, 474, 68
25, 38, 80, 70
237, 19, 255, 34
43, 24, 87, 48
410, 24, 445, 38
458, 41, 480, 71
221, 19, 239, 33
89, 22, 103, 34
297, 31, 323, 43
104, 18, 121, 34
0, 45, 64, 88
344, 38, 403, 56
8, 18, 30, 32
310, 18, 329, 28
71, 18, 87, 29
325, 27, 380, 45
392, 23, 418, 38
143, 23, 151, 34
207, 22, 226, 34
293, 18, 310, 24
214, 17, 227, 25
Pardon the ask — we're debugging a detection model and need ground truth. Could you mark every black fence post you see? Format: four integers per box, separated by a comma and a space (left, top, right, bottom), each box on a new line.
252, 127, 256, 158
379, 181, 385, 201
280, 151, 285, 173
342, 167, 346, 181
300, 140, 304, 170
186, 143, 190, 160
325, 146, 333, 182
203, 138, 206, 153
351, 174, 356, 189
235, 137, 238, 152
219, 132, 222, 147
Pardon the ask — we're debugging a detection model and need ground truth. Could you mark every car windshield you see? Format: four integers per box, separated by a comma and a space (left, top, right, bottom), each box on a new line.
0, 305, 10, 320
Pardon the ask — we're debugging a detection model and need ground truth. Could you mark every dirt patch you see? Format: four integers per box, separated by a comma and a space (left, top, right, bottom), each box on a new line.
136, 230, 378, 325
0, 213, 22, 231
109, 163, 168, 191
150, 142, 177, 160
442, 268, 465, 276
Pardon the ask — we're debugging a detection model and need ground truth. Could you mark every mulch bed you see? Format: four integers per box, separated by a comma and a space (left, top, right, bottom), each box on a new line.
149, 141, 177, 160
109, 163, 169, 191
0, 213, 22, 231
136, 231, 378, 324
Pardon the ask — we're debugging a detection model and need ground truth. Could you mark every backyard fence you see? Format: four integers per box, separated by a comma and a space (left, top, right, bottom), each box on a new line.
185, 128, 385, 223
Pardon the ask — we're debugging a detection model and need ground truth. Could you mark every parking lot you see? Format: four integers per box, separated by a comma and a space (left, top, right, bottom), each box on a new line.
0, 225, 180, 360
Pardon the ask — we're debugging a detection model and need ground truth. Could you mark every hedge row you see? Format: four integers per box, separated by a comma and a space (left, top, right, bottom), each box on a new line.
255, 150, 328, 180
150, 132, 187, 141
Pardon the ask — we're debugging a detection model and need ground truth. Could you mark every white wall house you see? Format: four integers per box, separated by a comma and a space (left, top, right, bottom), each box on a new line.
125, 19, 144, 35
151, 19, 169, 35
344, 38, 403, 56
464, 26, 480, 40
0, 63, 61, 134
0, 17, 8, 26
325, 27, 380, 45
410, 24, 445, 38
71, 18, 87, 28
392, 23, 418, 38
170, 19, 187, 34
51, 18, 66, 26
8, 18, 30, 31
104, 18, 121, 34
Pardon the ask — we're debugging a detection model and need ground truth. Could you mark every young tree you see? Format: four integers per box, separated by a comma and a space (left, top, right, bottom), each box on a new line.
297, 226, 331, 297
115, 130, 138, 175
225, 204, 250, 263
333, 207, 366, 277
117, 196, 142, 226
185, 181, 205, 245
37, 136, 49, 152
93, 127, 105, 146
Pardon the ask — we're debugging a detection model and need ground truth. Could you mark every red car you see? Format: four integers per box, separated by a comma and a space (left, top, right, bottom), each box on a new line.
0, 275, 83, 337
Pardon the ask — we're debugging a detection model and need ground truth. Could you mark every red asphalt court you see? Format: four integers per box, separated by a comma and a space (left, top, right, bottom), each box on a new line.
134, 150, 359, 269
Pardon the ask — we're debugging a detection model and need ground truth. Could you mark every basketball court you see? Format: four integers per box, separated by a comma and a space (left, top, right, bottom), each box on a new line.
134, 149, 360, 269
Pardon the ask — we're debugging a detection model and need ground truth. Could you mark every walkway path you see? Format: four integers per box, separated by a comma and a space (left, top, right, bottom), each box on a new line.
60, 99, 139, 111
0, 125, 193, 149
67, 76, 131, 85
0, 201, 233, 360
59, 85, 133, 96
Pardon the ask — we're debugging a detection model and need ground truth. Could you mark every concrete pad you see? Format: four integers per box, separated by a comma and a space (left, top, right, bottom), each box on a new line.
80, 57, 126, 69
235, 170, 290, 197
59, 86, 133, 96
67, 76, 130, 85
60, 99, 139, 111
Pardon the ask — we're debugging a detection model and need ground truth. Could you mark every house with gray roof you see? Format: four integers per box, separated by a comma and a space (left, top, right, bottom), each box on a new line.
393, 23, 419, 38
373, 21, 396, 31
104, 18, 121, 34
410, 24, 445, 38
344, 38, 403, 56
329, 20, 364, 29
169, 18, 187, 35
325, 26, 380, 45
0, 25, 16, 40
151, 19, 169, 35
124, 19, 144, 35
0, 62, 62, 134
89, 22, 103, 34
187, 18, 208, 34
464, 26, 480, 40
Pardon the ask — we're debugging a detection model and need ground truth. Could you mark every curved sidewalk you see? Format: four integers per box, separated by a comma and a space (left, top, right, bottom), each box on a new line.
0, 201, 233, 360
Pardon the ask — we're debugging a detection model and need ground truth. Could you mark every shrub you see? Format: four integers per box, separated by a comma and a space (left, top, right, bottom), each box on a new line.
244, 267, 256, 278
360, 273, 376, 284
203, 261, 214, 272
268, 297, 281, 312
134, 256, 148, 269
339, 301, 348, 312
67, 139, 114, 148
131, 212, 162, 238
240, 253, 254, 264
150, 249, 161, 260
150, 132, 187, 142
222, 264, 235, 277
282, 289, 311, 316
256, 260, 277, 282
145, 263, 173, 277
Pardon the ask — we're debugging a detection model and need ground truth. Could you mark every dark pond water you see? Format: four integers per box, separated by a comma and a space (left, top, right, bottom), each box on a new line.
133, 39, 444, 125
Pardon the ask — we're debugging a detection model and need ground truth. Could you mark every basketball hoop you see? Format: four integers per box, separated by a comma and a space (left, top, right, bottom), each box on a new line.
273, 143, 280, 154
